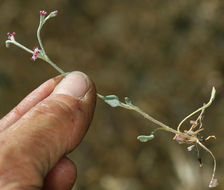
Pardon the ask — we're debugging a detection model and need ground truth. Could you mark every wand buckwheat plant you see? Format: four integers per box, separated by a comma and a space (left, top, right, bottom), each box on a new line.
5, 10, 218, 188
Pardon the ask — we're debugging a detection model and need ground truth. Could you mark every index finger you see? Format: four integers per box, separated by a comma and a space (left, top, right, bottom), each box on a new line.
0, 75, 64, 132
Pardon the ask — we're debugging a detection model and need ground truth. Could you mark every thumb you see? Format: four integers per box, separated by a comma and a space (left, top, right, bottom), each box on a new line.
0, 71, 96, 189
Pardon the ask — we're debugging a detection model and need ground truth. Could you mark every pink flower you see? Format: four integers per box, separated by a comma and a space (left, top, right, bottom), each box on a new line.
53, 10, 58, 15
32, 47, 39, 61
7, 32, 16, 40
40, 10, 47, 16
49, 10, 58, 17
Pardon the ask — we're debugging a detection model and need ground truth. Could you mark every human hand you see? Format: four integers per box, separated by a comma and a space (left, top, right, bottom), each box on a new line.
0, 71, 96, 190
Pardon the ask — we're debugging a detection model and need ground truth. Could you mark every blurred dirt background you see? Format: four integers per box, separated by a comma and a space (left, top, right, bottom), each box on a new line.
0, 0, 224, 189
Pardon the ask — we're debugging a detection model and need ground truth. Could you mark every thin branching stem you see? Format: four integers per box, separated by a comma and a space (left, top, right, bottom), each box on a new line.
37, 20, 46, 55
41, 56, 66, 75
6, 40, 34, 54
197, 140, 217, 187
177, 87, 216, 132
98, 93, 198, 140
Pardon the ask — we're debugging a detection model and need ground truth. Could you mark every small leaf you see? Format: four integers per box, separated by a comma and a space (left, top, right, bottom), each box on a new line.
103, 95, 121, 107
125, 97, 133, 106
137, 134, 154, 142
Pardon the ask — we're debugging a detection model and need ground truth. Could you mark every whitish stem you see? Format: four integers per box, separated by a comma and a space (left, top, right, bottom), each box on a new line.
121, 103, 200, 139
6, 40, 34, 54
37, 20, 46, 55
121, 104, 171, 131
35, 14, 67, 75
40, 56, 66, 75
197, 140, 217, 187
97, 93, 195, 139
97, 93, 170, 130
6, 38, 66, 75
177, 87, 216, 132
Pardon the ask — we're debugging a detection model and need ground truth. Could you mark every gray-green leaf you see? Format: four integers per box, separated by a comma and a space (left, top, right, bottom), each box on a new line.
103, 95, 121, 107
137, 134, 154, 142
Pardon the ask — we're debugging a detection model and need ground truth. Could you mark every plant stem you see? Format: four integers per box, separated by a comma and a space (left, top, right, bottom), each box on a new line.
6, 40, 34, 54
120, 103, 194, 138
41, 56, 66, 75
197, 140, 217, 187
177, 87, 216, 132
37, 19, 46, 55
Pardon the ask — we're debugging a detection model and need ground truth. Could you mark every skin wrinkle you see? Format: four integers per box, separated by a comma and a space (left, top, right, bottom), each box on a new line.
22, 125, 61, 177
32, 96, 84, 153
0, 136, 43, 189
8, 94, 86, 175
25, 120, 73, 173
9, 106, 23, 122
2, 131, 46, 176
0, 122, 66, 189
0, 163, 42, 189
0, 102, 78, 186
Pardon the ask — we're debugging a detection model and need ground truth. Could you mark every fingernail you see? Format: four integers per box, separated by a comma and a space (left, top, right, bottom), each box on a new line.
53, 71, 90, 98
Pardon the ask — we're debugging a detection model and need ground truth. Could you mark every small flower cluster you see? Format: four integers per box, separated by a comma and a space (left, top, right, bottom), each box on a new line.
40, 10, 47, 16
40, 10, 58, 18
6, 10, 60, 62
51, 10, 58, 16
32, 47, 39, 61
6, 32, 39, 61
7, 32, 16, 40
